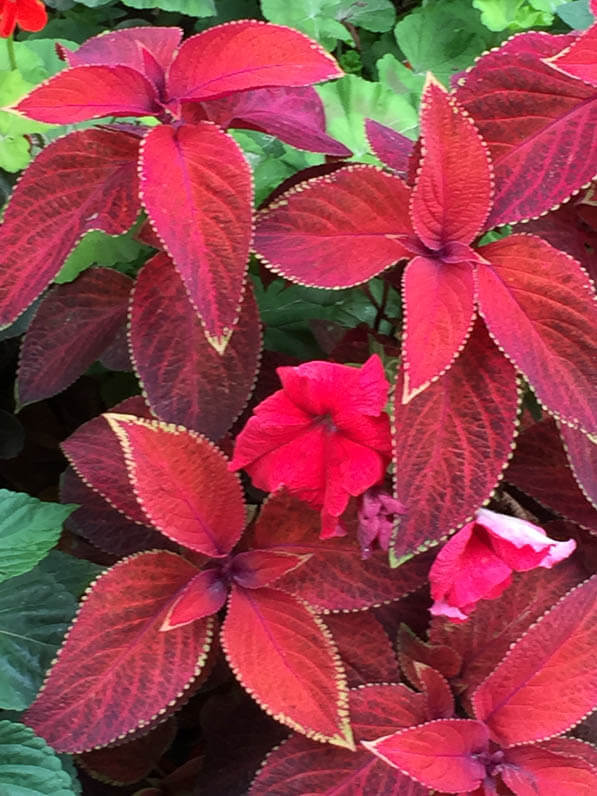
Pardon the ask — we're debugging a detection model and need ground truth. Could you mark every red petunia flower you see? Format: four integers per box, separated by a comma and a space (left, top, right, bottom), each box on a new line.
0, 0, 47, 38
229, 355, 392, 538
429, 508, 577, 622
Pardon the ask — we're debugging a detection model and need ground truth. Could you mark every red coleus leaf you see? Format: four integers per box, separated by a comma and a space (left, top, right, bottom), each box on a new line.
473, 575, 597, 746
250, 491, 431, 611
455, 32, 596, 226
129, 253, 261, 438
160, 568, 228, 630
397, 624, 463, 682
0, 128, 140, 329
250, 684, 429, 795
363, 718, 490, 792
255, 164, 413, 288
324, 612, 399, 688
17, 267, 132, 406
429, 508, 576, 622
365, 119, 414, 175
231, 356, 391, 538
505, 419, 597, 532
560, 424, 597, 510
392, 321, 520, 562
139, 122, 253, 350
105, 414, 245, 556
24, 551, 214, 753
230, 550, 310, 589
476, 234, 597, 433
411, 663, 455, 720
410, 78, 492, 250
501, 739, 597, 795
192, 86, 351, 156
546, 23, 597, 87
222, 585, 354, 749
16, 66, 159, 123
166, 19, 343, 102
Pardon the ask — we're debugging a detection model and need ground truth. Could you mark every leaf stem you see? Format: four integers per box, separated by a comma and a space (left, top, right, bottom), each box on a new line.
6, 35, 16, 71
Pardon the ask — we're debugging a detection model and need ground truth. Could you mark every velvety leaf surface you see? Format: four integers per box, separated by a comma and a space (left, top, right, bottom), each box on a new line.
222, 585, 353, 748
0, 721, 75, 796
24, 552, 213, 753
251, 492, 431, 611
363, 719, 489, 792
402, 256, 476, 400
0, 128, 140, 329
230, 550, 310, 590
413, 663, 455, 720
429, 560, 586, 701
547, 24, 597, 86
166, 20, 343, 102
106, 414, 245, 556
502, 740, 597, 795
560, 424, 597, 510
254, 166, 413, 287
197, 86, 351, 156
505, 419, 597, 532
365, 119, 414, 175
18, 268, 132, 406
139, 122, 253, 349
161, 569, 228, 630
130, 253, 261, 439
477, 235, 597, 433
323, 612, 399, 687
392, 321, 519, 561
455, 32, 596, 226
410, 80, 492, 250
0, 569, 76, 711
16, 66, 159, 123
62, 26, 182, 74
62, 414, 148, 525
250, 684, 429, 795
473, 575, 597, 746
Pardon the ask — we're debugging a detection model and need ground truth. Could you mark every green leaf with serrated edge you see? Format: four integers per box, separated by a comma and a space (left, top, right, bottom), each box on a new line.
55, 227, 146, 284
316, 75, 417, 159
36, 551, 104, 600
473, 0, 557, 30
0, 490, 76, 584
0, 721, 76, 796
121, 0, 215, 12
0, 569, 76, 710
394, 0, 503, 85
261, 0, 350, 50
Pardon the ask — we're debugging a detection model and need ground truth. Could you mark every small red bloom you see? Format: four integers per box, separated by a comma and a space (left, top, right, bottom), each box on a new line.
357, 486, 406, 558
0, 0, 47, 38
429, 508, 576, 622
229, 355, 392, 538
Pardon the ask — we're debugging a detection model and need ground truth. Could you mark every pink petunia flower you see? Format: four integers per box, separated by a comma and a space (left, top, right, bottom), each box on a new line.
229, 355, 392, 538
429, 507, 577, 622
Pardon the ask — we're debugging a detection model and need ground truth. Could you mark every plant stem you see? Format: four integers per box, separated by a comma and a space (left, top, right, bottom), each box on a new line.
6, 35, 17, 71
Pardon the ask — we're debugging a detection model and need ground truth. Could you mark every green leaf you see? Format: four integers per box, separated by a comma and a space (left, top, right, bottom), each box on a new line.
0, 490, 76, 584
472, 0, 559, 30
121, 0, 216, 14
335, 0, 396, 32
376, 53, 425, 107
0, 569, 76, 710
36, 551, 104, 600
556, 0, 593, 28
0, 721, 76, 795
261, 0, 351, 49
316, 74, 418, 158
394, 0, 501, 85
21, 39, 79, 77
55, 227, 145, 284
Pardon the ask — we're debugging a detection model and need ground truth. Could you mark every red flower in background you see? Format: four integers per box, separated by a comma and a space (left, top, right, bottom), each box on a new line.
229, 355, 392, 538
429, 508, 576, 621
0, 0, 46, 37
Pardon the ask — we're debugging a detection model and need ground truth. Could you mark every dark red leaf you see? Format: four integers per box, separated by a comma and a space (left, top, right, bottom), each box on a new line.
222, 585, 354, 748
139, 122, 253, 350
254, 165, 413, 288
456, 32, 596, 226
412, 663, 455, 720
166, 20, 343, 102
17, 268, 132, 406
161, 568, 228, 630
505, 419, 597, 533
502, 739, 597, 795
560, 424, 597, 510
16, 66, 159, 123
473, 575, 597, 746
0, 128, 140, 329
324, 612, 399, 688
410, 79, 492, 250
363, 719, 489, 792
365, 119, 414, 175
99, 323, 131, 372
477, 234, 597, 433
397, 624, 463, 682
24, 551, 214, 752
230, 550, 310, 589
392, 320, 519, 561
105, 414, 245, 556
129, 253, 261, 439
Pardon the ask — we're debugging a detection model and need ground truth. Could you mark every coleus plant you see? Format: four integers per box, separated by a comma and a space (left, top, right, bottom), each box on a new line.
0, 21, 348, 353
24, 412, 431, 753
